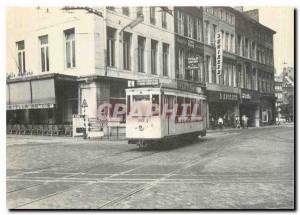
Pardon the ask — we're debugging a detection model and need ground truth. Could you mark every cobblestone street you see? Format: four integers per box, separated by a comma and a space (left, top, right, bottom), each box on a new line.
6, 125, 294, 209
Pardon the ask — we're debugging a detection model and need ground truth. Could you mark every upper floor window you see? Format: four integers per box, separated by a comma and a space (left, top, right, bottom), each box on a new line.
39, 35, 49, 72
230, 34, 234, 53
187, 14, 194, 38
162, 10, 167, 29
122, 7, 130, 16
150, 7, 156, 25
211, 24, 217, 46
221, 10, 226, 21
225, 32, 229, 51
64, 28, 76, 68
205, 21, 210, 44
177, 11, 184, 36
106, 6, 115, 11
162, 43, 169, 76
137, 7, 143, 18
151, 39, 158, 75
178, 48, 185, 79
196, 18, 203, 42
230, 14, 235, 25
107, 27, 116, 67
123, 32, 131, 70
16, 40, 25, 75
138, 36, 145, 73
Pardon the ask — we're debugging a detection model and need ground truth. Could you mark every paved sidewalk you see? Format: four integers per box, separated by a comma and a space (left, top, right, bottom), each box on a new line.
207, 122, 294, 134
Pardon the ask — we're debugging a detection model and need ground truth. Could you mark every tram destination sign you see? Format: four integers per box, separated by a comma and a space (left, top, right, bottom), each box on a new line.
215, 32, 223, 76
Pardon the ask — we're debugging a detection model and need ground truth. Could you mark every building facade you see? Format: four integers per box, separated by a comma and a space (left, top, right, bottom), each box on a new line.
6, 6, 276, 128
6, 7, 175, 125
274, 76, 283, 108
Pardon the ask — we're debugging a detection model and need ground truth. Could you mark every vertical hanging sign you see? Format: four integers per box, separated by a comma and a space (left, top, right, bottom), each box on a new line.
215, 32, 223, 76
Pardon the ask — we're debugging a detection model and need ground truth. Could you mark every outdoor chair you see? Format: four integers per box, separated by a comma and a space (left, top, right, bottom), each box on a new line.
7, 125, 12, 134
44, 124, 52, 136
37, 125, 44, 135
52, 125, 64, 136
32, 125, 39, 135
20, 125, 27, 135
64, 125, 72, 136
26, 124, 33, 135
15, 125, 21, 134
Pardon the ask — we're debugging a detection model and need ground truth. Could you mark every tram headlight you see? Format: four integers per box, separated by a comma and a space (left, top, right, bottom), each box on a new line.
138, 125, 144, 131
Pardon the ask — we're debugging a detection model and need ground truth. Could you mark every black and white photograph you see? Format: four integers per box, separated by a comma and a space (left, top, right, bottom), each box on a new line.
4, 2, 295, 210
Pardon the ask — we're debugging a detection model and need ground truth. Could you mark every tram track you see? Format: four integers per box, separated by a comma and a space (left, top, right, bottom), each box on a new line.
9, 135, 229, 209
9, 148, 165, 209
97, 135, 240, 208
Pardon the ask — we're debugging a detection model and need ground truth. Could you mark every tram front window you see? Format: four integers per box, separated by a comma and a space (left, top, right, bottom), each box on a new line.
130, 95, 151, 117
132, 95, 150, 102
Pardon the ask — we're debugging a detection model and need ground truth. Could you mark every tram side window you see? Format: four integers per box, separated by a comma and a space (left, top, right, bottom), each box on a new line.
185, 97, 191, 116
152, 94, 159, 116
127, 95, 130, 115
191, 98, 196, 116
197, 99, 202, 116
177, 96, 184, 117
163, 95, 174, 116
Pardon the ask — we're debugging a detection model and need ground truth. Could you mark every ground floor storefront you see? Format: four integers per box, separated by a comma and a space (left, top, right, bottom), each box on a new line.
260, 94, 276, 126
6, 74, 127, 137
206, 85, 240, 129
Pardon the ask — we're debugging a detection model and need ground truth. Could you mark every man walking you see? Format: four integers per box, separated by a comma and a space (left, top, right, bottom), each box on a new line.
242, 115, 248, 128
218, 116, 224, 130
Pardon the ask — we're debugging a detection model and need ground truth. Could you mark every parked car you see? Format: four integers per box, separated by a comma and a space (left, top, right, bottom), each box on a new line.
276, 116, 286, 124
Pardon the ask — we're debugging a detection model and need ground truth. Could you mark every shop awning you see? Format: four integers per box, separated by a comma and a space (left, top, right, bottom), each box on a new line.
6, 78, 56, 110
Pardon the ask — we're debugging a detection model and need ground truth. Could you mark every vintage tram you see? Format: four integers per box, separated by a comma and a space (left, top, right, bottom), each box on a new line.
126, 79, 207, 147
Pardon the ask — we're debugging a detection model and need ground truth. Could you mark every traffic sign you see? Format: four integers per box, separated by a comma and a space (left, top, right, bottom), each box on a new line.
81, 99, 88, 107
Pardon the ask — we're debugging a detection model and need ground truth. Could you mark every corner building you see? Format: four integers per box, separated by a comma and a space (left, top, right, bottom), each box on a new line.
6, 6, 276, 129
6, 7, 175, 125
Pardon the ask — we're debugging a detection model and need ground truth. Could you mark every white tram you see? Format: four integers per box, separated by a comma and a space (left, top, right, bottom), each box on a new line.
126, 80, 207, 146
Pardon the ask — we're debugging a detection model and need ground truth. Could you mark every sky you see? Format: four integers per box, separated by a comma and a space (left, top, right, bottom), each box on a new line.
245, 7, 294, 75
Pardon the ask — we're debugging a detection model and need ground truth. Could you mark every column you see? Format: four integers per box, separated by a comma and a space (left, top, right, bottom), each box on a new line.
254, 106, 260, 127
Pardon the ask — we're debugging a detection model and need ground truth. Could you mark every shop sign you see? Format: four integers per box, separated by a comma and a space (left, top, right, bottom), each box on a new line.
241, 89, 260, 104
219, 92, 238, 101
6, 103, 55, 110
73, 114, 85, 137
188, 40, 194, 48
241, 93, 252, 99
177, 80, 198, 93
176, 37, 187, 46
207, 90, 239, 102
215, 32, 223, 76
187, 57, 199, 70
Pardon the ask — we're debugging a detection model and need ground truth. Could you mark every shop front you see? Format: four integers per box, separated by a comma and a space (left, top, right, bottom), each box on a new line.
206, 84, 240, 129
240, 89, 260, 127
6, 74, 78, 125
260, 93, 276, 126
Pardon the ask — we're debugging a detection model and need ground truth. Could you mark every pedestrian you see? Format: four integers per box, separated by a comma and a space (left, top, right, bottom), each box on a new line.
242, 115, 248, 128
235, 116, 241, 129
218, 116, 223, 130
211, 116, 215, 129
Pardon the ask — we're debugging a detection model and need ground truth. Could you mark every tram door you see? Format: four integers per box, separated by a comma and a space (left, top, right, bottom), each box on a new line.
163, 94, 175, 136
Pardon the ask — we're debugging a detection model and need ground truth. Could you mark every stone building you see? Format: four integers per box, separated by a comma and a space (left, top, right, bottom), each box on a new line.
6, 6, 276, 128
